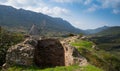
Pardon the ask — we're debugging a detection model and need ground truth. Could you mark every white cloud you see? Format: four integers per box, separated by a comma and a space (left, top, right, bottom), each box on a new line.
100, 0, 120, 14
0, 0, 69, 17
52, 0, 83, 3
1, 0, 44, 8
26, 6, 69, 17
53, 0, 71, 3
113, 9, 120, 14
87, 7, 96, 12
86, 4, 99, 12
84, 0, 120, 14
84, 0, 92, 5
100, 0, 120, 8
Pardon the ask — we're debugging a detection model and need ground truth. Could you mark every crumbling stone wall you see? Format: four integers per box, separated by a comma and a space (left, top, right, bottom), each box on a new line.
2, 37, 88, 70
62, 41, 88, 66
2, 38, 37, 70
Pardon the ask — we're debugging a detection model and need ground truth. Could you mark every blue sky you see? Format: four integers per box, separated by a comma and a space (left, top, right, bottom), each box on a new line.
0, 0, 120, 29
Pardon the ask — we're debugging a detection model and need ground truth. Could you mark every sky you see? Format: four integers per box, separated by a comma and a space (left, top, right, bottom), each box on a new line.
0, 0, 120, 30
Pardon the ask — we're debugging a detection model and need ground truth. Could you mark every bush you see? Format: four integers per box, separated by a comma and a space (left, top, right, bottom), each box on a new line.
0, 28, 24, 66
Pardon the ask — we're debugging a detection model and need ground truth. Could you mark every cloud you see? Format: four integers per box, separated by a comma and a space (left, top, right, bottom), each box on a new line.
113, 9, 120, 14
0, 0, 7, 3
27, 6, 69, 17
83, 0, 120, 14
0, 0, 69, 17
100, 0, 120, 8
52, 0, 71, 3
84, 0, 92, 5
87, 4, 99, 12
52, 0, 83, 3
87, 7, 96, 12
1, 0, 44, 8
100, 0, 120, 14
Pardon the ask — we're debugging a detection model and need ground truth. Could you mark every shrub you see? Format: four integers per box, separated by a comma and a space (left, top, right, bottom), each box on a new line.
0, 28, 24, 66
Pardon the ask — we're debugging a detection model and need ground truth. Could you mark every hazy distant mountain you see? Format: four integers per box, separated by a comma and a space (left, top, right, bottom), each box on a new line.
0, 5, 83, 36
89, 26, 120, 52
84, 26, 109, 34
95, 26, 120, 36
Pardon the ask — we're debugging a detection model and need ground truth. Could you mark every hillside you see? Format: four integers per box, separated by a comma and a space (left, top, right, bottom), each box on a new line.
86, 26, 120, 71
84, 26, 109, 34
94, 26, 120, 36
70, 36, 120, 71
0, 29, 103, 71
0, 5, 82, 36
88, 26, 120, 56
1, 27, 120, 71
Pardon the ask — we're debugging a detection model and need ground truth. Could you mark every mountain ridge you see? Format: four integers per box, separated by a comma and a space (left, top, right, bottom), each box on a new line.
0, 5, 83, 36
84, 26, 109, 34
95, 26, 120, 36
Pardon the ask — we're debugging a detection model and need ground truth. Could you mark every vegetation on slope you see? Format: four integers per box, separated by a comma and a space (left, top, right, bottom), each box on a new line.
89, 34, 120, 51
71, 38, 120, 71
94, 26, 120, 36
7, 64, 102, 71
0, 27, 24, 67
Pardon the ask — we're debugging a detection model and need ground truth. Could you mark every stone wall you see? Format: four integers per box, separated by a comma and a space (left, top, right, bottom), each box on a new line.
2, 37, 88, 70
62, 40, 87, 66
34, 39, 65, 67
2, 38, 37, 70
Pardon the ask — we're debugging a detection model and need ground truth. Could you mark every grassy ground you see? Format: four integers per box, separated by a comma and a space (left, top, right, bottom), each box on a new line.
70, 39, 120, 71
71, 40, 93, 48
7, 64, 103, 71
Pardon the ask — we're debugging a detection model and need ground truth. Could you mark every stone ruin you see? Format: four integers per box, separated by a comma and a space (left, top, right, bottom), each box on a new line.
35, 39, 65, 67
2, 37, 87, 70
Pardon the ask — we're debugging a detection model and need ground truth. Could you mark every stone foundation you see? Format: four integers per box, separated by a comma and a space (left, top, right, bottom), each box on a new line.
2, 37, 88, 70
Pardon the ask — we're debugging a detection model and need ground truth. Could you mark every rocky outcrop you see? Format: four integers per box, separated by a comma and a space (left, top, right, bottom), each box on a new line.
2, 37, 87, 70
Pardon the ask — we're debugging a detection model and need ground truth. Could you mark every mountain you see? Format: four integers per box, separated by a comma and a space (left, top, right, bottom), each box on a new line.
89, 26, 120, 60
0, 5, 83, 36
95, 26, 120, 36
84, 26, 109, 34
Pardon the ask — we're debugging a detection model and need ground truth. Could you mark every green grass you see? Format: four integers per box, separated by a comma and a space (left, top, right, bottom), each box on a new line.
71, 40, 93, 52
70, 39, 120, 71
7, 64, 103, 71
82, 65, 103, 71
70, 40, 108, 70
71, 40, 93, 48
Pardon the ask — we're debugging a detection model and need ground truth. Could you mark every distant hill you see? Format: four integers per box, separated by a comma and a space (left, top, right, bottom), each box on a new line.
89, 26, 120, 51
84, 26, 109, 34
0, 5, 83, 36
95, 26, 120, 36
